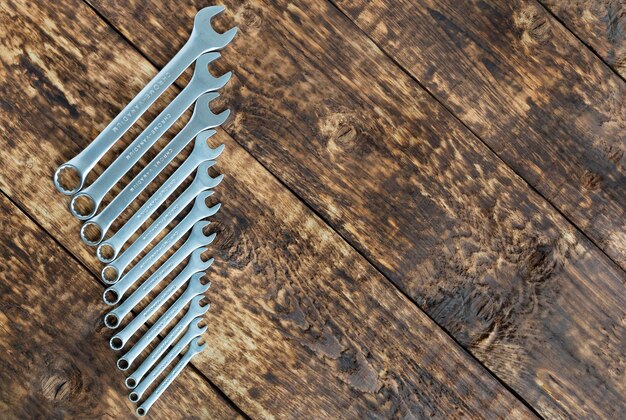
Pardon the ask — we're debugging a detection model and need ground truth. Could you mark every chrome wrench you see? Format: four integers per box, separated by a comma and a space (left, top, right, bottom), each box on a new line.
103, 221, 215, 305
104, 249, 213, 329
80, 93, 228, 246
123, 275, 208, 388
111, 271, 210, 352
121, 296, 208, 372
135, 336, 206, 416
53, 6, 237, 195
101, 190, 220, 285
70, 53, 231, 219
96, 142, 224, 263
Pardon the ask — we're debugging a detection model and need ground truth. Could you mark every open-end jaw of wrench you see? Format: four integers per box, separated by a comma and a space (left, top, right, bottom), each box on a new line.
104, 248, 213, 329
135, 335, 206, 416
120, 295, 208, 372
123, 276, 209, 387
69, 54, 230, 220
79, 93, 227, 246
111, 271, 210, 351
130, 318, 207, 405
53, 6, 237, 195
101, 190, 220, 285
96, 144, 223, 263
103, 221, 216, 305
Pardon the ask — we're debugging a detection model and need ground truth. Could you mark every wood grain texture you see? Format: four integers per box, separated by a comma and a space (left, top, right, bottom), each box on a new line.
0, 0, 532, 418
541, 0, 626, 78
85, 0, 626, 417
335, 0, 626, 268
0, 194, 238, 419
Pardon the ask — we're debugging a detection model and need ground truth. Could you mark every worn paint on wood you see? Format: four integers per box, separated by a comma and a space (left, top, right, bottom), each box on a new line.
0, 0, 534, 418
85, 0, 626, 417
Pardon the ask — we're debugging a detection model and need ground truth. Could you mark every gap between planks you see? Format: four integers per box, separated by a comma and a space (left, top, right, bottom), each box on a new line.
0, 188, 250, 419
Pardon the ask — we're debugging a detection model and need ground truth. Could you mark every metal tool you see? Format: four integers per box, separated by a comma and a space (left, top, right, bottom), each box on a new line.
101, 191, 219, 285
103, 224, 215, 308
79, 94, 227, 246
96, 143, 224, 263
119, 296, 208, 370
53, 6, 237, 195
104, 249, 212, 329
111, 272, 210, 351
136, 336, 206, 416
69, 53, 231, 219
130, 321, 206, 404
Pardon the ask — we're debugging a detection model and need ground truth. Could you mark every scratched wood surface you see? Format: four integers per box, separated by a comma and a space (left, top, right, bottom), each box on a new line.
0, 0, 624, 418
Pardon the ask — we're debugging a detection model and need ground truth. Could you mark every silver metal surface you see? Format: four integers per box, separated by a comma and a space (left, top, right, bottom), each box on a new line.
104, 249, 212, 329
119, 296, 208, 372
101, 191, 219, 285
69, 53, 230, 219
111, 272, 210, 351
96, 143, 223, 263
79, 94, 227, 246
53, 6, 237, 195
135, 336, 206, 416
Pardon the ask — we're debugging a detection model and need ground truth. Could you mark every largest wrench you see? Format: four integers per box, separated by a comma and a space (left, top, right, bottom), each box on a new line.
53, 6, 237, 195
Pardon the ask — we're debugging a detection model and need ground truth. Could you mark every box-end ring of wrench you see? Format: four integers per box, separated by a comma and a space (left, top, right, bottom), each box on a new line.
96, 140, 223, 263
104, 248, 212, 329
103, 221, 216, 305
53, 6, 237, 195
112, 271, 210, 352
130, 318, 207, 404
79, 93, 227, 246
136, 336, 206, 416
69, 53, 230, 219
101, 190, 219, 285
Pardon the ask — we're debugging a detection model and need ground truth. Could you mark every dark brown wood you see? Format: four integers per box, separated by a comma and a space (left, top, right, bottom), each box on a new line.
0, 194, 238, 419
0, 0, 534, 418
334, 0, 626, 268
541, 0, 626, 78
82, 0, 626, 418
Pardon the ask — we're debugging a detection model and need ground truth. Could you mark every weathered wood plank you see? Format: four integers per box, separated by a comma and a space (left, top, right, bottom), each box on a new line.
540, 0, 626, 78
0, 194, 239, 419
335, 0, 626, 267
0, 0, 531, 417
85, 0, 626, 417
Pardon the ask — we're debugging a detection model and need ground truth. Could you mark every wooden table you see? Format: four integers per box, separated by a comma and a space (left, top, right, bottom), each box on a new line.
1, 0, 624, 418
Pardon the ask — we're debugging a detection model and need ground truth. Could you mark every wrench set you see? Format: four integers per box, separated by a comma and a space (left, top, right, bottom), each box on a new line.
53, 6, 237, 416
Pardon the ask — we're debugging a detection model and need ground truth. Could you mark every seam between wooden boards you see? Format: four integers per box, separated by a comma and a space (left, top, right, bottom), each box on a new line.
78, 0, 546, 415
0, 188, 250, 419
535, 0, 626, 84
325, 0, 626, 277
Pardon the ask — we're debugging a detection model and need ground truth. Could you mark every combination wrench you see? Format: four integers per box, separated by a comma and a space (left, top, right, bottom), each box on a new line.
135, 336, 206, 416
96, 140, 223, 263
70, 53, 230, 219
104, 248, 212, 329
103, 221, 216, 306
80, 93, 227, 246
121, 296, 208, 373
101, 190, 219, 285
111, 271, 210, 352
53, 6, 237, 195
123, 274, 208, 388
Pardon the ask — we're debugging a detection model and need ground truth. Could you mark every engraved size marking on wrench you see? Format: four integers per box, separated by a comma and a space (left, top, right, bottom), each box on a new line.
79, 93, 228, 246
69, 52, 230, 220
131, 319, 207, 407
103, 221, 215, 304
96, 137, 223, 263
101, 190, 219, 285
135, 336, 206, 416
53, 6, 237, 195
104, 249, 213, 329
111, 271, 210, 350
